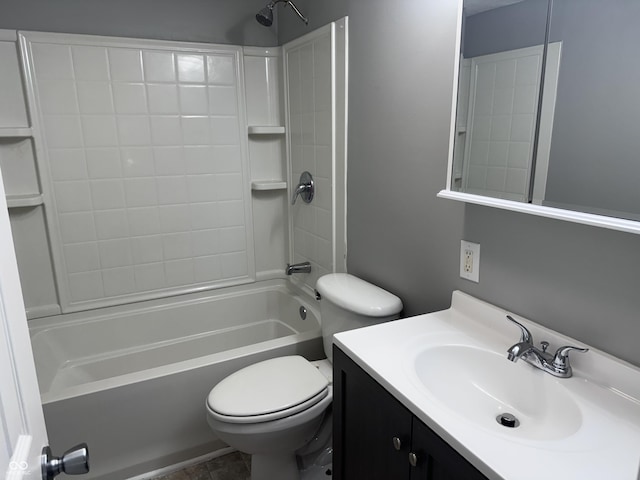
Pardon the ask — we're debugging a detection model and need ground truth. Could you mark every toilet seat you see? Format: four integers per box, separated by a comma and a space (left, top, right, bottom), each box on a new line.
208, 388, 331, 424
207, 355, 330, 424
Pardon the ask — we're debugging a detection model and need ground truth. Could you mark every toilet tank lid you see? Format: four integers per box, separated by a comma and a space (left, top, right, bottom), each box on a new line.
316, 273, 403, 317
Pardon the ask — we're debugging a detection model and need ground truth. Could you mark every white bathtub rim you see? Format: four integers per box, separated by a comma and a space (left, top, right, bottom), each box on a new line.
33, 279, 322, 403
40, 328, 321, 404
54, 317, 298, 370
29, 278, 313, 334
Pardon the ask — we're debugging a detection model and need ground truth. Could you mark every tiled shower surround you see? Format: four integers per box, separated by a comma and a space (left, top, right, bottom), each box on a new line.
287, 33, 333, 290
11, 28, 346, 316
24, 35, 252, 310
285, 22, 347, 293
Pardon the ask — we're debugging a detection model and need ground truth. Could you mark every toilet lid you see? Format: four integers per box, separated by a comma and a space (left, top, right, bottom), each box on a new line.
207, 356, 329, 419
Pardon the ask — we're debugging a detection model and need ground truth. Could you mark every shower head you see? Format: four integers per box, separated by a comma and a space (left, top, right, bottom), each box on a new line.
256, 1, 309, 27
256, 3, 275, 26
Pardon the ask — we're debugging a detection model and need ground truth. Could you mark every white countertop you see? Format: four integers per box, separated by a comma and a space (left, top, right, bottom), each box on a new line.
334, 291, 640, 480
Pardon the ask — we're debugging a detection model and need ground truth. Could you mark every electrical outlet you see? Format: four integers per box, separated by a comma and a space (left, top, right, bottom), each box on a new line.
460, 240, 480, 283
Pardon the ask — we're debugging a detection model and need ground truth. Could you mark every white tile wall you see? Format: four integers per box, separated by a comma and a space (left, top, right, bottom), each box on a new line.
464, 46, 542, 202
26, 34, 252, 310
244, 54, 281, 126
0, 39, 30, 127
286, 32, 334, 290
245, 46, 319, 280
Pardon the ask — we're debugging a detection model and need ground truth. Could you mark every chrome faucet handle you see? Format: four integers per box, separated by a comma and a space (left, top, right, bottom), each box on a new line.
506, 315, 533, 344
291, 171, 314, 205
552, 345, 589, 371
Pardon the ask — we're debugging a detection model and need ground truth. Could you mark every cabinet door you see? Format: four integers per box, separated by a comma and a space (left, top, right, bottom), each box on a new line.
410, 418, 488, 480
334, 347, 412, 480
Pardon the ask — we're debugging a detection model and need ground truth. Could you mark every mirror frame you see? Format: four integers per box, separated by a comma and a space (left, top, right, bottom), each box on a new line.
438, 0, 640, 235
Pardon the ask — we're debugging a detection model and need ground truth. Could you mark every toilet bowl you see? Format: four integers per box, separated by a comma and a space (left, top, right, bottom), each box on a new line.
205, 273, 402, 480
206, 356, 332, 480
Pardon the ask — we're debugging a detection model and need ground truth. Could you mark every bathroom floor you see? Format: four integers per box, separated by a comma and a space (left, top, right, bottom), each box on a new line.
151, 451, 333, 480
151, 452, 251, 480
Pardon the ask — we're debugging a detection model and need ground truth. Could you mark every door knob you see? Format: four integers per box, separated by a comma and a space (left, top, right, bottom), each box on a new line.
42, 443, 89, 480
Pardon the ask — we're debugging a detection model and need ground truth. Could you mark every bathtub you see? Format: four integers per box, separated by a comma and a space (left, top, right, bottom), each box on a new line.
28, 279, 324, 480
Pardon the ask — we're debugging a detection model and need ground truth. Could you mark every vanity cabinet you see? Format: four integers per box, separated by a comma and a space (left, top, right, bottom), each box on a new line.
333, 346, 488, 480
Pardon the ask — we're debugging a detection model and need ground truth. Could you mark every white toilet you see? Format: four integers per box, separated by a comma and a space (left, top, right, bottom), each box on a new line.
205, 273, 402, 480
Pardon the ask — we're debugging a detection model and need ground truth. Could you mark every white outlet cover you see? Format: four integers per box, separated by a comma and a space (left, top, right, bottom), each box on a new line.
460, 240, 480, 283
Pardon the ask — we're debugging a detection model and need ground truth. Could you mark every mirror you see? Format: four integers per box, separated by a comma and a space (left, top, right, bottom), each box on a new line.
542, 0, 640, 221
452, 0, 549, 202
444, 0, 640, 232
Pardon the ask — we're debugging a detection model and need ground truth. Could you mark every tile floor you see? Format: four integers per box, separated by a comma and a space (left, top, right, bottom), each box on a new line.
151, 452, 251, 480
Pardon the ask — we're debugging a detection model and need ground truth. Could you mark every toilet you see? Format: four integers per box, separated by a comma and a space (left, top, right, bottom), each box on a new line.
205, 273, 403, 480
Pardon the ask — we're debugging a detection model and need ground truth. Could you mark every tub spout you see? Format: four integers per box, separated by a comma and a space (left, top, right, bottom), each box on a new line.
286, 262, 311, 275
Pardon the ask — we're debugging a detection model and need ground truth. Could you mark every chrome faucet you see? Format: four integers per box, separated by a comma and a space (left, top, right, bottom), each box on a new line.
505, 315, 588, 378
286, 261, 311, 275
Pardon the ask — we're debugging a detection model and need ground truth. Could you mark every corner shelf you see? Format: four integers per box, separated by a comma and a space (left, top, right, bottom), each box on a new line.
6, 193, 44, 208
0, 127, 33, 138
248, 126, 286, 135
251, 180, 287, 191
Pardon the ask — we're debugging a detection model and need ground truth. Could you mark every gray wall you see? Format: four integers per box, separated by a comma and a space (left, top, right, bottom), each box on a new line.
2, 0, 639, 367
277, 1, 346, 44
461, 204, 640, 366
544, 0, 640, 217
0, 0, 277, 46
463, 0, 547, 58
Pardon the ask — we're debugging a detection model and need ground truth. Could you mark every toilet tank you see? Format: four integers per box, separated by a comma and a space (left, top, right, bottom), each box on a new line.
315, 273, 403, 361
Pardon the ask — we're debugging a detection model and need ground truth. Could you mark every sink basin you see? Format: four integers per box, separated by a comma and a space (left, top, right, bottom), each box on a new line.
413, 344, 583, 441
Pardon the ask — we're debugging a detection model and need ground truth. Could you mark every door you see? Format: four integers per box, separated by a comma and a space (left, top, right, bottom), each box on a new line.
0, 163, 49, 478
0, 167, 88, 480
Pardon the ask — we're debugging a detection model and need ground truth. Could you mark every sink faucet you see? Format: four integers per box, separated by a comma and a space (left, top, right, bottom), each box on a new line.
505, 315, 588, 378
285, 261, 311, 275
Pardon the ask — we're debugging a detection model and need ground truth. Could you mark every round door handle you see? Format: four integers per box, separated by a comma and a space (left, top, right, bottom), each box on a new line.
42, 443, 89, 480
392, 436, 402, 451
408, 452, 418, 467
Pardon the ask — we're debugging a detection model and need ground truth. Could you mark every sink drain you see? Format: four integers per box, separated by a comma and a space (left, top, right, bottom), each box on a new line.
496, 413, 520, 428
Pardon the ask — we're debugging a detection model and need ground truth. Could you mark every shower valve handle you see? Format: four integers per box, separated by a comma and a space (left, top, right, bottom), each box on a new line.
291, 171, 314, 205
